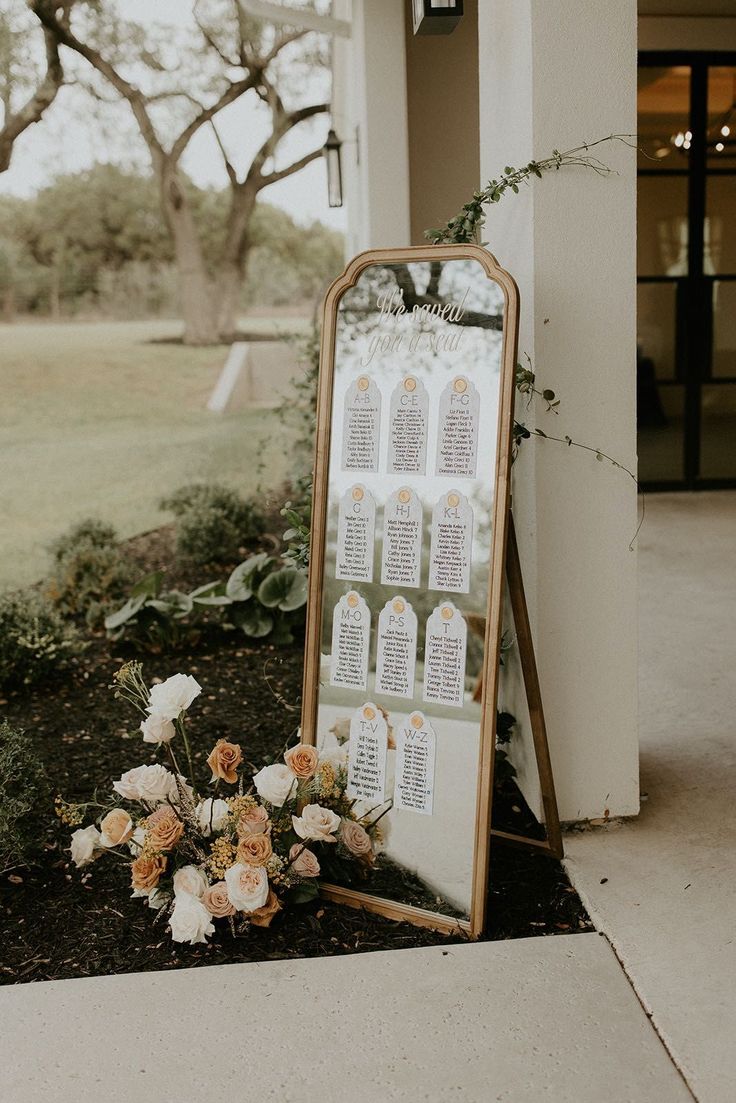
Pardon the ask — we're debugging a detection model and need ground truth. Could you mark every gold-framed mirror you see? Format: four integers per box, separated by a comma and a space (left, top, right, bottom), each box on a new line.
300, 244, 519, 937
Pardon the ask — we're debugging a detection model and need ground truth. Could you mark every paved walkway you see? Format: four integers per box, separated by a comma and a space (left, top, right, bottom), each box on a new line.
0, 934, 690, 1103
565, 492, 736, 1103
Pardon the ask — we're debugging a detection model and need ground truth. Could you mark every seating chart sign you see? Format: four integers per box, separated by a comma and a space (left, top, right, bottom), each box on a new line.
301, 245, 519, 939
336, 484, 376, 582
393, 712, 436, 816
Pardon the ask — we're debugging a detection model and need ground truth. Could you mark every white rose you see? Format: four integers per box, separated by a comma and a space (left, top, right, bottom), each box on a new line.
147, 673, 202, 721
195, 798, 230, 837
320, 742, 349, 772
224, 863, 269, 913
70, 825, 101, 868
147, 888, 169, 910
140, 713, 176, 744
292, 803, 340, 843
128, 826, 146, 854
328, 717, 351, 745
169, 891, 215, 945
253, 763, 296, 807
112, 764, 178, 804
173, 865, 209, 898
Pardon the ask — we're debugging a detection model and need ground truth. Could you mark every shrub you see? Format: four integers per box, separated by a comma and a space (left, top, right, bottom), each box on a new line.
160, 483, 264, 566
0, 591, 82, 691
0, 721, 49, 869
47, 518, 134, 627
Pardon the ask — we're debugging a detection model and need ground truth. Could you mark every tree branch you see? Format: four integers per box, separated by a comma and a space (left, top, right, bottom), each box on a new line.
0, 21, 63, 173
169, 74, 257, 165
257, 144, 322, 189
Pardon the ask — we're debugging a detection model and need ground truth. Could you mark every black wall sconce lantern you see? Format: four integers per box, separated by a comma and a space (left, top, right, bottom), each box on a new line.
412, 0, 463, 36
323, 128, 344, 208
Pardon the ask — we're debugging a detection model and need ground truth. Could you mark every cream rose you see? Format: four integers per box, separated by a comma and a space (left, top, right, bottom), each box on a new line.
236, 804, 270, 837
253, 763, 296, 807
112, 764, 178, 804
202, 881, 236, 919
147, 673, 202, 721
140, 713, 176, 745
173, 865, 209, 898
340, 819, 373, 862
99, 809, 134, 848
288, 844, 320, 878
70, 825, 101, 868
169, 891, 215, 945
224, 862, 269, 913
284, 743, 319, 779
206, 739, 243, 784
292, 803, 340, 843
236, 832, 272, 868
195, 798, 230, 837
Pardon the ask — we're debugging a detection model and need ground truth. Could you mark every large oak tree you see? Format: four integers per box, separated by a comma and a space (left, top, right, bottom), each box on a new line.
31, 0, 330, 344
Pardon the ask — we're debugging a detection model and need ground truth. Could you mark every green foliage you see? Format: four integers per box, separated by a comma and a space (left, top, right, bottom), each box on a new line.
0, 721, 49, 870
105, 555, 307, 651
46, 518, 134, 627
0, 591, 82, 691
160, 483, 264, 566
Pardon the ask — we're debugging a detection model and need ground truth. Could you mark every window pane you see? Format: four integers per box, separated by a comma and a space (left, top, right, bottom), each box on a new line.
638, 66, 691, 170
637, 282, 684, 482
712, 281, 736, 381
705, 175, 736, 275
707, 66, 736, 170
700, 384, 736, 479
638, 176, 689, 277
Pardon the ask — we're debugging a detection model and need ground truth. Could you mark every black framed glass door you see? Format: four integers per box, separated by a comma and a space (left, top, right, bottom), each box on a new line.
638, 53, 736, 490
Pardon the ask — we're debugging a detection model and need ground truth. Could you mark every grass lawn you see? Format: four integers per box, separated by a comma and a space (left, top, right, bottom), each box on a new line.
0, 317, 308, 590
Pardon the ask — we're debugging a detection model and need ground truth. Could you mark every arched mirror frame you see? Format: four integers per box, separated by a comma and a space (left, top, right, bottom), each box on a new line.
300, 244, 520, 938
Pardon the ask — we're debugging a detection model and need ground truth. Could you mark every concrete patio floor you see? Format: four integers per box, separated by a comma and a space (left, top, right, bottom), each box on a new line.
565, 492, 736, 1103
0, 934, 691, 1103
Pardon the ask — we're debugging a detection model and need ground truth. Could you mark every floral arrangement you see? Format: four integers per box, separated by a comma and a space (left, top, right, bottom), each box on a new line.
60, 664, 381, 945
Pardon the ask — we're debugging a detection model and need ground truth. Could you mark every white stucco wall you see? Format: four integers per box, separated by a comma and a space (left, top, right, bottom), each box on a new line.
478, 1, 639, 821
335, 1, 639, 822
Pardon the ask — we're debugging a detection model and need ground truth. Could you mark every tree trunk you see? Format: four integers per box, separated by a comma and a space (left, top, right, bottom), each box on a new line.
161, 172, 220, 346
215, 251, 250, 342
2, 285, 15, 323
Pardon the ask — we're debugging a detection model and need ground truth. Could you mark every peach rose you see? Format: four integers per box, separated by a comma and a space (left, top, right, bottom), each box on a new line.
340, 819, 373, 863
236, 804, 271, 837
146, 806, 184, 852
131, 853, 167, 892
202, 881, 236, 918
206, 739, 243, 784
284, 743, 319, 779
236, 832, 273, 868
289, 844, 320, 878
250, 889, 282, 928
100, 809, 134, 847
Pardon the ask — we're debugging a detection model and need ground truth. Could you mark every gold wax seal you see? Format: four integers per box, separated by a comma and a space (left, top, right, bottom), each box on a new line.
352, 486, 364, 501
392, 598, 405, 614
453, 377, 468, 393
398, 489, 411, 504
404, 376, 417, 392
410, 713, 423, 730
357, 376, 370, 391
363, 705, 376, 720
447, 492, 460, 508
347, 592, 359, 608
440, 605, 454, 620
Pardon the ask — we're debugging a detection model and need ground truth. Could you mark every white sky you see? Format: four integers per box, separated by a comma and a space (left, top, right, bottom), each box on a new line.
0, 0, 347, 232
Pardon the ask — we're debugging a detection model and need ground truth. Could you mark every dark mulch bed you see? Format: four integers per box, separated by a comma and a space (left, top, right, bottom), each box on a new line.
0, 547, 591, 984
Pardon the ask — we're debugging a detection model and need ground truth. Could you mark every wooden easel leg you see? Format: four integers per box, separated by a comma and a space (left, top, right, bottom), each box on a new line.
491, 509, 564, 860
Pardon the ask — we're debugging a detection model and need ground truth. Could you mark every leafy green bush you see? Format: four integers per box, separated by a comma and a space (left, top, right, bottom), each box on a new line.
160, 483, 264, 566
105, 553, 307, 651
0, 592, 82, 691
0, 721, 49, 869
46, 518, 134, 628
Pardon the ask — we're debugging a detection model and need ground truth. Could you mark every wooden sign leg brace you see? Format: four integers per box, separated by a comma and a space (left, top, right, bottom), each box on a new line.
490, 509, 564, 860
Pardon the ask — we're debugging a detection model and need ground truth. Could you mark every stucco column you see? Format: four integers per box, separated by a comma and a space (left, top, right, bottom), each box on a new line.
478, 1, 639, 820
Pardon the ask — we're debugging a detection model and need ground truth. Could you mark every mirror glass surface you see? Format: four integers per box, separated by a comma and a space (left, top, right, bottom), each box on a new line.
314, 257, 506, 920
